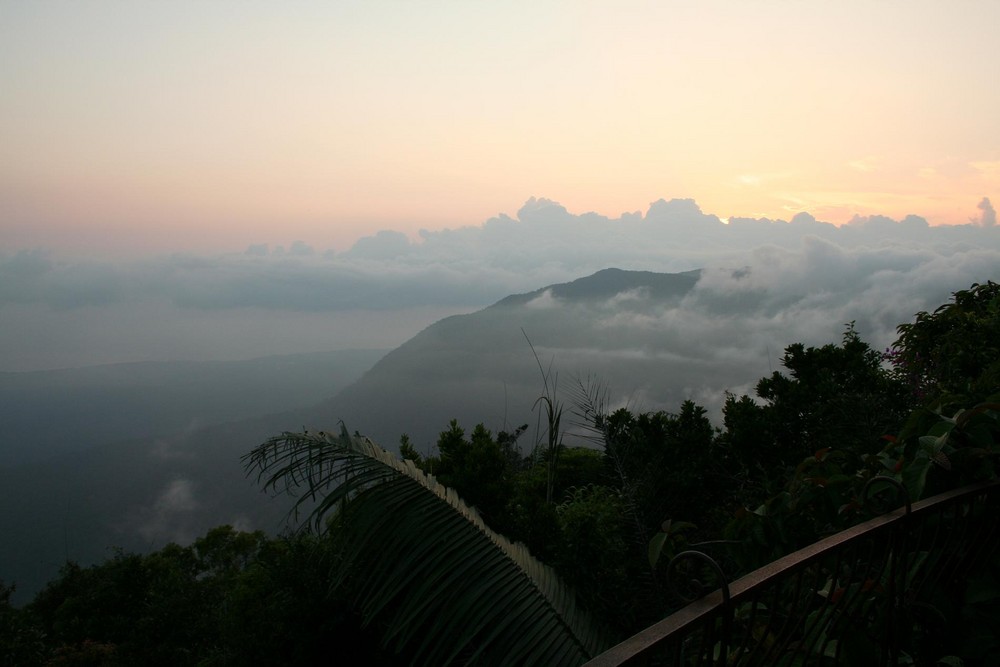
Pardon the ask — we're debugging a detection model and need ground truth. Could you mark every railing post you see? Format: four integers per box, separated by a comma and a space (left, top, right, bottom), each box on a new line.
861, 476, 911, 665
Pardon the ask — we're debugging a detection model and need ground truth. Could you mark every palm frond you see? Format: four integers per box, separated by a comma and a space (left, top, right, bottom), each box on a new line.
568, 375, 612, 447
243, 426, 610, 666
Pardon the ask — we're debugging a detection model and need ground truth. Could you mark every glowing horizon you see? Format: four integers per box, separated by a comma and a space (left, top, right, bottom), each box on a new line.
2, 1, 998, 257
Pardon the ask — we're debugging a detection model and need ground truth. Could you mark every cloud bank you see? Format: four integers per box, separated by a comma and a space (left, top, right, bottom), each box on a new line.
2, 196, 998, 370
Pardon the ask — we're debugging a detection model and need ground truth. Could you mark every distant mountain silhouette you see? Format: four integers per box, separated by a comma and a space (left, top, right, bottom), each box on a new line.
497, 268, 700, 305
301, 268, 702, 450
1, 268, 717, 604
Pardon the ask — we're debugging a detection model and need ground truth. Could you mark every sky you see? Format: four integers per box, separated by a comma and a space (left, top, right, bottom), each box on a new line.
1, 1, 999, 373
6, 2, 1000, 606
2, 1, 999, 257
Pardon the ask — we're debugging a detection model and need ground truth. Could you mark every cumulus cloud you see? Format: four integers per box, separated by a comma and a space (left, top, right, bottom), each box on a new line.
2, 196, 998, 370
644, 198, 723, 227
345, 230, 412, 260
289, 240, 315, 256
977, 197, 996, 227
244, 243, 269, 257
5, 197, 996, 315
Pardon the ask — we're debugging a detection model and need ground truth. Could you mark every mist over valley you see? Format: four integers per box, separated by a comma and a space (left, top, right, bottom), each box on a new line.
2, 198, 998, 604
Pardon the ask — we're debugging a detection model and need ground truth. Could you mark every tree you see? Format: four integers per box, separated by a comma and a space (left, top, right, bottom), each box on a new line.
403, 420, 526, 536
874, 282, 1000, 500
554, 485, 632, 635
577, 400, 719, 535
569, 392, 723, 629
434, 421, 515, 528
21, 528, 384, 666
890, 280, 1000, 403
720, 324, 909, 495
0, 580, 46, 666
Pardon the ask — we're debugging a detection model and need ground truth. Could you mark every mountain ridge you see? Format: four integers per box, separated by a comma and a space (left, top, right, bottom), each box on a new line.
3, 263, 953, 605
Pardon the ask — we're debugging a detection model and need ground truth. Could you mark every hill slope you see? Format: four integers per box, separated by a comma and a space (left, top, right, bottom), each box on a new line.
3, 265, 894, 604
310, 268, 704, 449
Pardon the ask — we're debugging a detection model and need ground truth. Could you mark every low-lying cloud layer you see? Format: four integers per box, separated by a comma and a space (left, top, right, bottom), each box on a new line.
542, 237, 996, 412
2, 196, 998, 371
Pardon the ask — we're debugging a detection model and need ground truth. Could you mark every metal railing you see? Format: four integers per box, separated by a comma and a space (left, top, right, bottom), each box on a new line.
584, 477, 1000, 666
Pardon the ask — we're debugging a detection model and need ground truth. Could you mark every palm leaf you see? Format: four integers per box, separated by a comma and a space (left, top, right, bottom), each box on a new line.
243, 426, 610, 666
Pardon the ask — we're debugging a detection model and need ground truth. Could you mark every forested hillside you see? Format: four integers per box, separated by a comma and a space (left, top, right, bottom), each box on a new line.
2, 282, 998, 666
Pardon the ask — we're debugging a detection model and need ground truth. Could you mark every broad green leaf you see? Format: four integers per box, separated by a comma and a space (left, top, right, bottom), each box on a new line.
648, 532, 669, 568
244, 428, 610, 665
902, 457, 933, 501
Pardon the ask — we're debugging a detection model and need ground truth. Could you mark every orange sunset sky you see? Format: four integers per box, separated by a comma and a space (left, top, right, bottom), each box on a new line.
2, 1, 998, 257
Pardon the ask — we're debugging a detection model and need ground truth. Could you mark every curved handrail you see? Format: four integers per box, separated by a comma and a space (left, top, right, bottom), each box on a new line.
584, 477, 1000, 666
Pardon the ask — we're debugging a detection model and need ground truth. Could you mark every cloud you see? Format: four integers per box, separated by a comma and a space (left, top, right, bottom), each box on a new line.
737, 171, 794, 186
157, 478, 199, 512
244, 243, 269, 257
607, 287, 649, 307
465, 236, 1000, 430
976, 197, 996, 227
644, 198, 722, 227
289, 240, 315, 256
0, 250, 127, 310
134, 478, 200, 543
848, 156, 879, 172
516, 197, 575, 225
5, 197, 996, 315
2, 196, 999, 371
525, 289, 559, 310
345, 230, 412, 260
970, 160, 1000, 181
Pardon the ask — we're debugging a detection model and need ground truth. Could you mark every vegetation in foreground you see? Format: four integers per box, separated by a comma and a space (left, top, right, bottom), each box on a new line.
2, 282, 998, 665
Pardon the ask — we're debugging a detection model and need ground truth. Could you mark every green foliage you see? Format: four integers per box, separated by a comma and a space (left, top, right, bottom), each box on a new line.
524, 328, 566, 504
571, 396, 725, 627
0, 579, 46, 666
397, 433, 422, 465
705, 290, 1000, 663
721, 447, 866, 572
433, 421, 518, 529
646, 520, 697, 570
554, 485, 633, 635
550, 446, 607, 494
503, 446, 606, 561
891, 281, 1000, 402
243, 426, 610, 665
875, 396, 1000, 501
15, 279, 999, 665
593, 401, 720, 535
15, 528, 374, 667
408, 420, 526, 536
721, 324, 909, 497
876, 282, 1000, 501
534, 394, 564, 504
